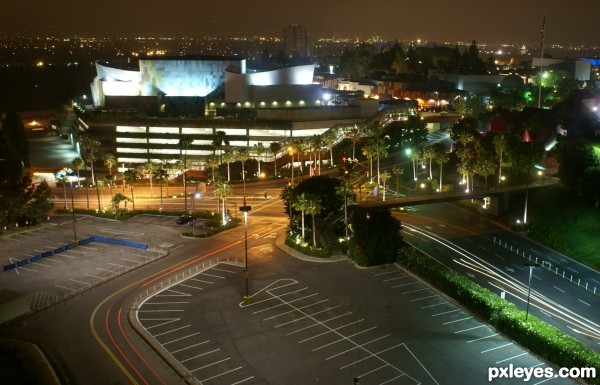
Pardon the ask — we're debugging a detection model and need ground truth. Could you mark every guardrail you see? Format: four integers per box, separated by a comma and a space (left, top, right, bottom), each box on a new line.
493, 236, 599, 297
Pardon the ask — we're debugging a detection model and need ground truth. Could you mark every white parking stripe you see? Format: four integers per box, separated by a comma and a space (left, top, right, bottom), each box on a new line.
442, 316, 472, 325
496, 352, 528, 364
454, 325, 485, 334
254, 293, 318, 315
468, 333, 498, 343
171, 340, 210, 354
326, 333, 391, 361
163, 332, 201, 345
299, 319, 365, 343
286, 312, 352, 335
262, 298, 327, 321
312, 326, 378, 351
481, 342, 513, 353
274, 305, 341, 328
184, 350, 222, 364
199, 366, 243, 383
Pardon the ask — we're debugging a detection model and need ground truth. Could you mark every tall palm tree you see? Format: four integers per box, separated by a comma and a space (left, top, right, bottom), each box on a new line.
292, 192, 310, 242
421, 145, 437, 180
305, 194, 323, 249
371, 137, 388, 185
104, 153, 116, 176
322, 128, 337, 167
493, 134, 508, 183
269, 142, 281, 176
361, 142, 374, 182
347, 124, 363, 160
138, 162, 156, 197
212, 130, 229, 163
179, 138, 193, 210
335, 182, 354, 240
223, 149, 236, 182
206, 155, 220, 183
71, 157, 84, 188
236, 147, 250, 181
433, 143, 449, 192
253, 142, 265, 177
380, 171, 390, 201
213, 180, 232, 225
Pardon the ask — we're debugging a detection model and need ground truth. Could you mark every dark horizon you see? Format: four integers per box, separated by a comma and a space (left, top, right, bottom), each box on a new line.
4, 1, 599, 46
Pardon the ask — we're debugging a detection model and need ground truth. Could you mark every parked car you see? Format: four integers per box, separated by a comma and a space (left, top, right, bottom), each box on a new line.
176, 215, 192, 225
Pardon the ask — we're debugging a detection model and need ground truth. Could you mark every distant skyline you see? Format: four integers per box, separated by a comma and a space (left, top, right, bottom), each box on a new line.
4, 1, 599, 46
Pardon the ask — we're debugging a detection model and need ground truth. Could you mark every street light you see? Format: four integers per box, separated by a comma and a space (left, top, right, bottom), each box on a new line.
525, 263, 540, 321
240, 165, 252, 304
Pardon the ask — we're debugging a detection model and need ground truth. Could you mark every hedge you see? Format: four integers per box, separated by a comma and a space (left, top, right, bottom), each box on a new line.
397, 247, 600, 384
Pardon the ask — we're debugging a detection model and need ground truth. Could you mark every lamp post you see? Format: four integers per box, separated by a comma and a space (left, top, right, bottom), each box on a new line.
240, 163, 252, 303
525, 263, 539, 321
69, 174, 78, 245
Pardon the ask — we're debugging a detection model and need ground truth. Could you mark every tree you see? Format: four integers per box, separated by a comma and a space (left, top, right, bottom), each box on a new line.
335, 181, 355, 240
104, 153, 116, 176
223, 149, 235, 182
433, 143, 449, 191
493, 134, 508, 183
236, 147, 250, 181
304, 194, 323, 249
346, 125, 363, 160
138, 162, 156, 197
349, 208, 403, 267
71, 157, 84, 188
212, 130, 229, 163
179, 137, 193, 210
269, 142, 281, 176
322, 128, 337, 167
213, 180, 232, 225
79, 133, 101, 209
292, 192, 310, 242
380, 171, 390, 201
253, 142, 265, 177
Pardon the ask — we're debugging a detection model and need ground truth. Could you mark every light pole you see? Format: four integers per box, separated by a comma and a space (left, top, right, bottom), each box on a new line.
525, 263, 539, 321
69, 174, 78, 245
240, 196, 252, 303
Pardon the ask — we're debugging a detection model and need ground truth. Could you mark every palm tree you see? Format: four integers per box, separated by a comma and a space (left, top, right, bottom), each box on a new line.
361, 142, 374, 182
269, 142, 281, 176
335, 182, 354, 240
292, 192, 310, 242
371, 137, 388, 185
305, 194, 323, 249
71, 157, 84, 188
236, 147, 250, 181
493, 134, 508, 184
380, 170, 390, 201
347, 124, 363, 160
212, 130, 229, 163
253, 142, 265, 177
206, 155, 220, 183
213, 180, 232, 225
155, 165, 168, 209
433, 143, 449, 192
179, 138, 193, 210
421, 145, 437, 180
322, 128, 337, 167
104, 153, 116, 176
138, 162, 156, 197
223, 149, 236, 182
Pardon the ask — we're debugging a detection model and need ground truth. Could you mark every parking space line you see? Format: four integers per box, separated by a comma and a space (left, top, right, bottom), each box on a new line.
109, 263, 128, 268
383, 276, 410, 282
421, 301, 448, 309
189, 278, 215, 284
356, 363, 388, 380
230, 376, 255, 384
121, 258, 144, 264
31, 262, 51, 267
481, 342, 513, 353
299, 319, 365, 343
326, 333, 390, 361
454, 325, 485, 334
374, 271, 401, 276
187, 352, 225, 366
145, 301, 189, 305
275, 305, 341, 328
78, 245, 98, 250
179, 283, 204, 290
199, 366, 243, 383
211, 267, 237, 274
263, 298, 327, 321
379, 374, 406, 384
17, 266, 37, 272
411, 295, 438, 302
154, 325, 190, 337
70, 279, 90, 285
401, 288, 429, 295
171, 340, 210, 354
65, 250, 85, 254
83, 273, 105, 280
142, 319, 181, 330
156, 289, 191, 297
59, 254, 76, 259
496, 352, 528, 364
391, 281, 418, 288
442, 316, 472, 325
43, 258, 63, 263
163, 332, 201, 345
468, 333, 498, 343
312, 326, 378, 351
432, 309, 461, 317
286, 312, 352, 335
198, 272, 226, 279
254, 292, 317, 315
96, 267, 118, 274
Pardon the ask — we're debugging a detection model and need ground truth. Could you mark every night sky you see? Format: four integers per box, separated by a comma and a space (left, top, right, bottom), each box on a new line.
4, 0, 599, 45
